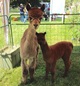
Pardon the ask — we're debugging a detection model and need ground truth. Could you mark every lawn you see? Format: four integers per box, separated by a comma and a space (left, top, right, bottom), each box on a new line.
0, 51, 80, 86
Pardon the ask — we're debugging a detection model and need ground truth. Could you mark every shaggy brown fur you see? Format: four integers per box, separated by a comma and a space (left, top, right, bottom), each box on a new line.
36, 32, 73, 83
20, 3, 45, 84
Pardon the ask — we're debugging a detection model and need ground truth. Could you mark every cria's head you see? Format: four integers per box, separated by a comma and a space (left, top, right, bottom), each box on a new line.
36, 32, 46, 45
26, 3, 45, 29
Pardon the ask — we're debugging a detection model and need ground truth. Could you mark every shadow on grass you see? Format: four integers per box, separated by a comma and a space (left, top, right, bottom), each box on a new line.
18, 75, 55, 86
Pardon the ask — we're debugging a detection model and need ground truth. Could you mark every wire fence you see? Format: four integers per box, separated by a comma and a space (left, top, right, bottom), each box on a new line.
8, 13, 80, 52
0, 14, 80, 52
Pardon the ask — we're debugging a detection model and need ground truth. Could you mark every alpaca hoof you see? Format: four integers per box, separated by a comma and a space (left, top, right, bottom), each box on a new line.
44, 76, 48, 80
51, 78, 55, 83
63, 75, 66, 78
63, 74, 67, 78
51, 79, 54, 83
18, 81, 27, 86
30, 78, 35, 83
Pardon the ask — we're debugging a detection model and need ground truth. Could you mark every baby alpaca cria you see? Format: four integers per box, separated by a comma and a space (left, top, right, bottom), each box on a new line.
36, 32, 73, 83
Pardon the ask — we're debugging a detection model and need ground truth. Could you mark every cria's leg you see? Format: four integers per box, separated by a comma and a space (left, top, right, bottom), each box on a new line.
63, 57, 71, 77
51, 63, 56, 83
21, 60, 28, 84
29, 58, 36, 82
45, 63, 50, 79
51, 72, 55, 83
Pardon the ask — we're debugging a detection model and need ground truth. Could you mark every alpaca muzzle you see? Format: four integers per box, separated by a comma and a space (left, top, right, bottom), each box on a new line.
34, 24, 38, 29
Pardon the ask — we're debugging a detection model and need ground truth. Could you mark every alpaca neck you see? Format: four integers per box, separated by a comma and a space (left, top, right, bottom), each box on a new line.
40, 42, 50, 60
25, 26, 36, 48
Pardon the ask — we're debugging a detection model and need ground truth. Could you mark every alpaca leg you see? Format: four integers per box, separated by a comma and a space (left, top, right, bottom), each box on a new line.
51, 63, 56, 83
29, 67, 35, 82
36, 46, 39, 68
45, 63, 50, 79
51, 71, 55, 83
21, 60, 28, 84
29, 58, 36, 82
63, 58, 71, 77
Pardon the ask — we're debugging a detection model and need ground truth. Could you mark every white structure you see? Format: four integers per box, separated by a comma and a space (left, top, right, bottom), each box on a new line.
0, 0, 10, 45
50, 0, 65, 21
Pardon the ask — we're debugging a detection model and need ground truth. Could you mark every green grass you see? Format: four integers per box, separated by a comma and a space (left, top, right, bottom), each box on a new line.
0, 51, 80, 86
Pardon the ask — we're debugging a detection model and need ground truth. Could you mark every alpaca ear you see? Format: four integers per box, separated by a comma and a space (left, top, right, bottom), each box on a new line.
44, 32, 46, 35
40, 4, 45, 12
26, 3, 31, 11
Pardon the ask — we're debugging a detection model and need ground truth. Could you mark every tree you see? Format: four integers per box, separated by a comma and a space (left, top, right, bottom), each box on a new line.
10, 0, 41, 7
28, 0, 40, 7
10, 0, 50, 7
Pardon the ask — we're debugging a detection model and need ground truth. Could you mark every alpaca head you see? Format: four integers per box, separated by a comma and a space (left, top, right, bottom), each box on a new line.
36, 32, 46, 45
26, 3, 45, 29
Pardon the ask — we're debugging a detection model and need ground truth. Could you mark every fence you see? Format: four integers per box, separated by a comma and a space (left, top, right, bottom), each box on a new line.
0, 15, 20, 69
0, 14, 80, 54
8, 13, 80, 53
0, 14, 80, 65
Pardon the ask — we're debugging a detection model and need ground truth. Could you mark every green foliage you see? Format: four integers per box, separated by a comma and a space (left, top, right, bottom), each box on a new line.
65, 3, 80, 42
0, 67, 21, 86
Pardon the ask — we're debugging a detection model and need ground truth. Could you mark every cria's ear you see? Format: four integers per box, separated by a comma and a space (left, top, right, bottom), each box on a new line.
44, 32, 46, 35
26, 3, 31, 11
40, 4, 45, 12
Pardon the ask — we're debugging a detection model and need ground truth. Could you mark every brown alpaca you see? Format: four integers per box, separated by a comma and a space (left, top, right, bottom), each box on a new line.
36, 32, 73, 83
20, 3, 45, 84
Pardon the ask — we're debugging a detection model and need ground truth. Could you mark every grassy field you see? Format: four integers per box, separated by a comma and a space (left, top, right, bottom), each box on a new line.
0, 51, 80, 86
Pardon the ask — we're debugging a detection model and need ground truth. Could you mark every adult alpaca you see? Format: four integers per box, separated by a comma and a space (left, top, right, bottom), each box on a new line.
36, 32, 73, 83
20, 3, 45, 84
